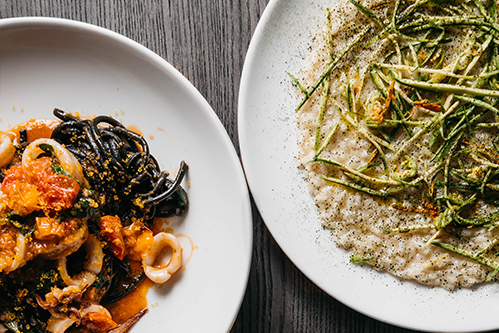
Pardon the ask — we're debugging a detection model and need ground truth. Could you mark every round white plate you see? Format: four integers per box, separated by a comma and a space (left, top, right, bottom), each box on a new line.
0, 17, 252, 333
239, 1, 499, 332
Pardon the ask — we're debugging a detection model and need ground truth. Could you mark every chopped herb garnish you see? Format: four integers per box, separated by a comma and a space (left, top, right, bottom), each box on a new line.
38, 143, 54, 155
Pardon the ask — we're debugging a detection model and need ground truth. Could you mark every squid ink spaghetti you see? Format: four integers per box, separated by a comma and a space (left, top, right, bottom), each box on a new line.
0, 108, 189, 333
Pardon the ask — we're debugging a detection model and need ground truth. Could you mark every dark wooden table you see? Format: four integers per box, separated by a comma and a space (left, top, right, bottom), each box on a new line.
2, 1, 487, 332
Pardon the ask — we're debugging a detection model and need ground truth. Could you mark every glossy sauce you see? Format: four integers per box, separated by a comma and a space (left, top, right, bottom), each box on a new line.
106, 277, 154, 325
175, 233, 195, 267
69, 276, 153, 332
126, 124, 143, 136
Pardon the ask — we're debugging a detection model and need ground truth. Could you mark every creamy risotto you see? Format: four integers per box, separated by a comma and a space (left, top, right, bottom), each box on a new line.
294, 0, 499, 289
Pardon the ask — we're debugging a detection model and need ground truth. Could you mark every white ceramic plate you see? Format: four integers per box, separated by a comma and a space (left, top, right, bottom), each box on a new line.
0, 17, 252, 333
239, 1, 499, 332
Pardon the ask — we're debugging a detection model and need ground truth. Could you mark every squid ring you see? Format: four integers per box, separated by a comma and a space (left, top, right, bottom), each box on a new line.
22, 138, 88, 187
47, 315, 77, 333
0, 135, 15, 169
58, 235, 103, 287
82, 234, 104, 274
4, 233, 26, 273
142, 232, 182, 284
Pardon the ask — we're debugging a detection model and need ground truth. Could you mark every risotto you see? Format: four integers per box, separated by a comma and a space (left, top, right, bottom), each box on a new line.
294, 0, 499, 289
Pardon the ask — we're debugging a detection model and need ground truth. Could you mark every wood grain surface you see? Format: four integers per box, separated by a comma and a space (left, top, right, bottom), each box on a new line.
0, 1, 489, 332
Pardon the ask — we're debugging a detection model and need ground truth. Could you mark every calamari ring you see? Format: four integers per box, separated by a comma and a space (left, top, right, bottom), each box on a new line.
22, 138, 88, 187
4, 233, 26, 273
47, 315, 76, 333
82, 234, 104, 274
0, 135, 15, 169
142, 232, 182, 283
58, 235, 103, 287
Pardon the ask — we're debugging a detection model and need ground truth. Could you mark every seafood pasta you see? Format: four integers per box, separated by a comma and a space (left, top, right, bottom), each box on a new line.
0, 109, 189, 332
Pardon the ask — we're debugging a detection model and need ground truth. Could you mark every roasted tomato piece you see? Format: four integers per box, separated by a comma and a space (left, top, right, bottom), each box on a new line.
1, 164, 39, 215
0, 157, 80, 215
98, 215, 126, 260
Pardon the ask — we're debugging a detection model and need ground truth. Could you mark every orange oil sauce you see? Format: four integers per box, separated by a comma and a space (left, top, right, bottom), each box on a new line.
69, 274, 154, 332
127, 124, 143, 136
106, 277, 155, 325
175, 233, 195, 267
152, 218, 195, 267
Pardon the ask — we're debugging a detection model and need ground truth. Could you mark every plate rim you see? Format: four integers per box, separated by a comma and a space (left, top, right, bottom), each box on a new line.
240, 0, 328, 292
